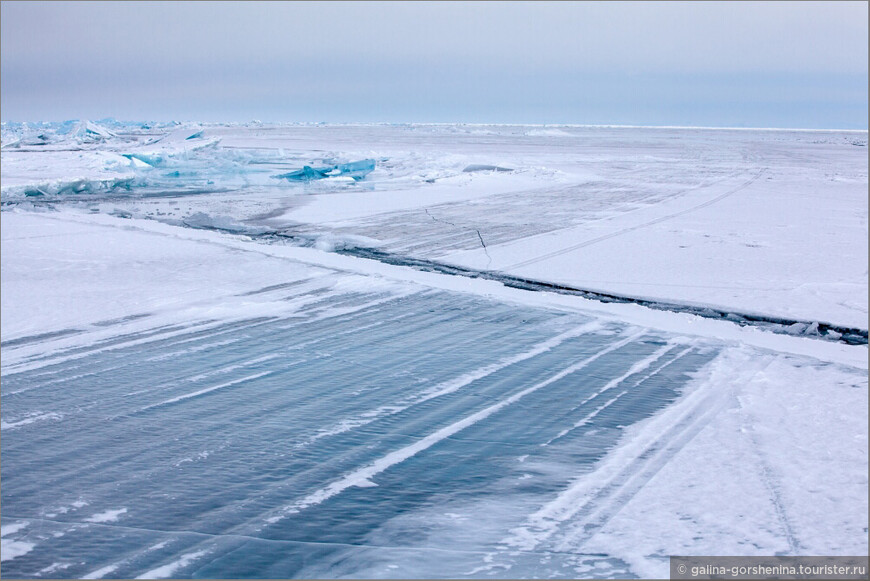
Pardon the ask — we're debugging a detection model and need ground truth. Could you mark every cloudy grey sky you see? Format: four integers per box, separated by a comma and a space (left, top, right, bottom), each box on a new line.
1, 1, 867, 128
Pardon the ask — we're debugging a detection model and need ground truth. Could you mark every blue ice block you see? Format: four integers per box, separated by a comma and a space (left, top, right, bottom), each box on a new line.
274, 159, 375, 182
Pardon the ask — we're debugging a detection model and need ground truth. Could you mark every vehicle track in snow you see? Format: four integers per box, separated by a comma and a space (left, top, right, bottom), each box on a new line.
500, 169, 766, 272
485, 351, 776, 577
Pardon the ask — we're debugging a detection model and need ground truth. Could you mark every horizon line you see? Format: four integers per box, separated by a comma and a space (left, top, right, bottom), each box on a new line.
1, 118, 868, 133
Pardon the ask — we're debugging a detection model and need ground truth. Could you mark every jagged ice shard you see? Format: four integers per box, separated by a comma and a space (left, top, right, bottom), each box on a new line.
273, 158, 376, 182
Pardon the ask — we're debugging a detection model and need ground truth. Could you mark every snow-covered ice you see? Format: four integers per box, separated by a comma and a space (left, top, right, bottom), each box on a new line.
4, 122, 864, 328
1, 122, 866, 578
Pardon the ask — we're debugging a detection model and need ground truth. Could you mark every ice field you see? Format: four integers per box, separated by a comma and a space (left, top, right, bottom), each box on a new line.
1, 121, 867, 578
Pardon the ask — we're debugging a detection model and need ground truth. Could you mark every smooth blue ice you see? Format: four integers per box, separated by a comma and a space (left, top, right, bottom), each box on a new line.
1, 287, 717, 578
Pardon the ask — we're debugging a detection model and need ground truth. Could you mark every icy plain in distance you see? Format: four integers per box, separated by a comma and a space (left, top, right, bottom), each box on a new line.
1, 121, 867, 579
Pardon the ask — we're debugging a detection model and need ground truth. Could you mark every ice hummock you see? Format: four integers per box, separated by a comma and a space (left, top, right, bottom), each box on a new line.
273, 159, 376, 182
72, 120, 117, 143
462, 164, 513, 173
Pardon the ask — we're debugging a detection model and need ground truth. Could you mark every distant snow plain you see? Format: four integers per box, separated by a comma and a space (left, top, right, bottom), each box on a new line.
1, 121, 867, 578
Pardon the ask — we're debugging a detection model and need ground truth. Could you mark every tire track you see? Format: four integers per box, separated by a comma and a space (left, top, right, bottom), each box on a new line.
502, 170, 765, 272
502, 352, 772, 555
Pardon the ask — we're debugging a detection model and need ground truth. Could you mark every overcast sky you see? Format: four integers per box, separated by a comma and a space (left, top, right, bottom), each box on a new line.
1, 1, 867, 128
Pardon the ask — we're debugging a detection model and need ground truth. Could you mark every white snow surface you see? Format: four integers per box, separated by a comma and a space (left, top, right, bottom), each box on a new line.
2, 122, 865, 328
1, 122, 866, 578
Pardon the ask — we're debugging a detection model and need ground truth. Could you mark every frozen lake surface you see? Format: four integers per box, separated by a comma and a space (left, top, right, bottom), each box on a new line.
2, 287, 716, 578
1, 122, 867, 578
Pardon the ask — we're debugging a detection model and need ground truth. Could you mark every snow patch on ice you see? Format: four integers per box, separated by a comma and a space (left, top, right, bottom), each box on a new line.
1, 522, 29, 537
82, 564, 119, 579
1, 411, 63, 430
1, 522, 35, 562
37, 562, 73, 575
142, 371, 273, 410
84, 508, 127, 523
0, 538, 36, 562
135, 550, 209, 579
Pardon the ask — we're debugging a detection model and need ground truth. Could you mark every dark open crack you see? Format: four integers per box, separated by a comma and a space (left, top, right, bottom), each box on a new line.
424, 208, 457, 227
476, 229, 492, 269
335, 247, 868, 347
180, 222, 869, 347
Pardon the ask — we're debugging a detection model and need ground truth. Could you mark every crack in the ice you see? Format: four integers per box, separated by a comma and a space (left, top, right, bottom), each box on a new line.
424, 208, 457, 227
425, 208, 492, 268
335, 247, 868, 346
476, 229, 493, 269
171, 220, 868, 346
